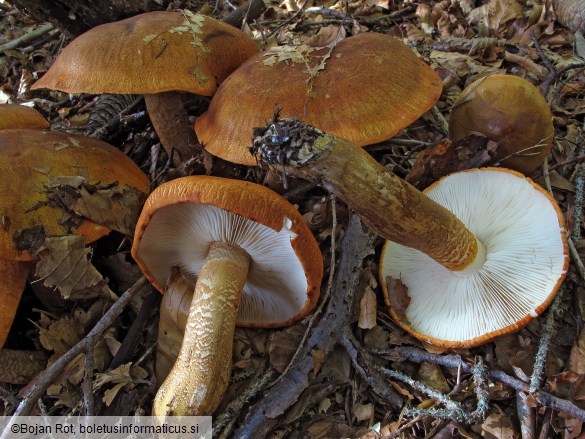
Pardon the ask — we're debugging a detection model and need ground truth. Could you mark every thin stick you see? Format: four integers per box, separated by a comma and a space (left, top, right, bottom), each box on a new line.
5, 276, 149, 419
0, 23, 55, 52
529, 292, 562, 393
380, 346, 585, 421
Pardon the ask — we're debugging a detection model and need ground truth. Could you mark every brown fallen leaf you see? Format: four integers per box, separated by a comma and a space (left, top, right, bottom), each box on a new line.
406, 135, 496, 189
417, 361, 450, 394
570, 326, 585, 374
481, 412, 517, 439
94, 362, 148, 406
45, 176, 146, 236
33, 235, 115, 300
358, 271, 378, 329
385, 276, 411, 325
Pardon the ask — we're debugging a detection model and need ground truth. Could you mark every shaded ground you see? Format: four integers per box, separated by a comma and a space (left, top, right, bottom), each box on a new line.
2, 0, 585, 437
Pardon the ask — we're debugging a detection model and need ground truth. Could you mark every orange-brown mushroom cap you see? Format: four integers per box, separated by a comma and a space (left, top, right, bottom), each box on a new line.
132, 176, 323, 327
448, 74, 554, 175
0, 105, 49, 130
0, 129, 150, 261
195, 32, 443, 165
30, 11, 259, 96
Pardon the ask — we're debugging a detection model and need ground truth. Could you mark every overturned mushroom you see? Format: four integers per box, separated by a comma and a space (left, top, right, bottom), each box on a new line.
31, 11, 259, 166
131, 176, 322, 415
252, 119, 568, 347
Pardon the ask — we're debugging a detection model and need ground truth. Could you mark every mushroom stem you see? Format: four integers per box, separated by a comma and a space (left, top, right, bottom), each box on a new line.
153, 241, 250, 416
144, 92, 202, 167
253, 120, 480, 271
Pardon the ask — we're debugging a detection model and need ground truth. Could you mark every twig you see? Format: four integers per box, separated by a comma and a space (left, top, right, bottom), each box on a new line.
568, 238, 585, 282
0, 23, 55, 53
470, 358, 489, 421
378, 346, 585, 421
517, 391, 536, 439
529, 292, 562, 393
82, 347, 95, 415
214, 368, 277, 437
4, 276, 149, 419
381, 368, 469, 422
531, 30, 585, 96
341, 331, 407, 405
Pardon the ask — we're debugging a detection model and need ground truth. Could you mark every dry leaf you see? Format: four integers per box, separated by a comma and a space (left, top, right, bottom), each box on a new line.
45, 177, 145, 236
353, 403, 374, 422
94, 362, 146, 406
311, 349, 326, 377
417, 361, 450, 393
570, 326, 585, 374
481, 412, 517, 438
33, 235, 115, 300
318, 397, 331, 414
268, 324, 305, 374
358, 287, 378, 330
385, 276, 411, 325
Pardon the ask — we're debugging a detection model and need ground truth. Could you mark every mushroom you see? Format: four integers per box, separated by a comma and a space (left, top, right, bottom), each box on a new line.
0, 104, 49, 130
0, 129, 149, 349
252, 119, 568, 347
31, 11, 259, 166
380, 168, 568, 346
131, 175, 323, 415
448, 74, 554, 175
195, 32, 442, 166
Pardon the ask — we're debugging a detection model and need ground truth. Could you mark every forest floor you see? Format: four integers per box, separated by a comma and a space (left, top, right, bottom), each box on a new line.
2, 0, 585, 438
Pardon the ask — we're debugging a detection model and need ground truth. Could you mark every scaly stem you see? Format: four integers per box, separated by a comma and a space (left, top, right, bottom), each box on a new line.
254, 120, 479, 271
153, 241, 251, 416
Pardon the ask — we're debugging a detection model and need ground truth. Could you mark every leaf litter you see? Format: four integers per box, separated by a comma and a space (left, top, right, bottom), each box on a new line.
3, 0, 585, 436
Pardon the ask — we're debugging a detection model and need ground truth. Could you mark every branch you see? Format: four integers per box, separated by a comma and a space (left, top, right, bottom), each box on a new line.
5, 276, 149, 419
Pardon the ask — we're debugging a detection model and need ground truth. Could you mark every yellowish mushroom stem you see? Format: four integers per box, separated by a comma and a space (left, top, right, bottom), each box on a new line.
153, 241, 250, 416
254, 120, 482, 272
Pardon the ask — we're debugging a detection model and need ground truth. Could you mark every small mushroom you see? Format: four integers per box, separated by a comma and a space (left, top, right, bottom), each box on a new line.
448, 74, 554, 175
195, 32, 442, 166
131, 175, 323, 415
0, 104, 49, 130
0, 129, 149, 348
31, 11, 259, 166
252, 119, 568, 347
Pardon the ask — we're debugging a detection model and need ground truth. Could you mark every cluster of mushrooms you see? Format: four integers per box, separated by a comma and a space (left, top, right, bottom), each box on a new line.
1, 8, 568, 417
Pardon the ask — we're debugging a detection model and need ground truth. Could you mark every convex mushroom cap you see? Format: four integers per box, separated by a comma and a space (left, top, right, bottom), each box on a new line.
195, 32, 442, 165
448, 74, 554, 175
31, 11, 259, 165
0, 105, 49, 130
132, 176, 322, 415
0, 129, 149, 348
380, 167, 568, 347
